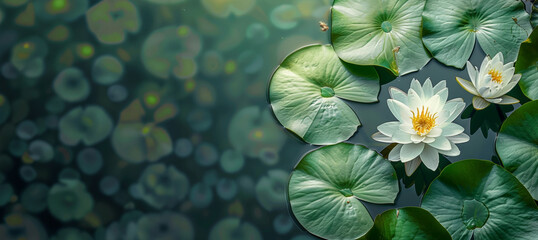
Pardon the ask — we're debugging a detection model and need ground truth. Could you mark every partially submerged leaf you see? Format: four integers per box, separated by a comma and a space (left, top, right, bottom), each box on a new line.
359, 207, 451, 240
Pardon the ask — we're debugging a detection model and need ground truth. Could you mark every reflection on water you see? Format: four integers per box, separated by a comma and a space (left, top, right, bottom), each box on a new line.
0, 0, 531, 239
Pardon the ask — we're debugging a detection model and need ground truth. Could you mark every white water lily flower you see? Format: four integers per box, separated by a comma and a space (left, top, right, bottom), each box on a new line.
372, 78, 469, 176
456, 52, 521, 110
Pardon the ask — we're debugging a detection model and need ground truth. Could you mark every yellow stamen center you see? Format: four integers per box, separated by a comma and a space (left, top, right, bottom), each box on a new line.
488, 69, 502, 83
411, 106, 437, 136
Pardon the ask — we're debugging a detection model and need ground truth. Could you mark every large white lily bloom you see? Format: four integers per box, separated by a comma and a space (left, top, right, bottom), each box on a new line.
456, 52, 521, 110
372, 79, 469, 176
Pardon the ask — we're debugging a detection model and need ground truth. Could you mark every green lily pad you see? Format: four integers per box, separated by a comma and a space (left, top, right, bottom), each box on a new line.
289, 143, 399, 239
515, 27, 538, 100
422, 159, 538, 240
422, 0, 531, 68
331, 0, 430, 76
359, 207, 451, 240
269, 44, 379, 145
531, 1, 538, 27
496, 100, 538, 200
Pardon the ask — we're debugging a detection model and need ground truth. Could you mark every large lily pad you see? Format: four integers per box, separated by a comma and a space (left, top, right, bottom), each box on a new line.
422, 159, 538, 240
269, 44, 379, 145
515, 27, 538, 100
496, 100, 538, 200
289, 143, 399, 239
331, 0, 430, 76
359, 207, 451, 240
422, 0, 531, 68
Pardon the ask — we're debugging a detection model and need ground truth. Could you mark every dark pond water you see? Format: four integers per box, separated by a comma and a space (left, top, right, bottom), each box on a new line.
0, 0, 533, 240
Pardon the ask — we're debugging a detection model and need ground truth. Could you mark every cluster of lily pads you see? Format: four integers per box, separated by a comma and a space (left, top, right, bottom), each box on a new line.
269, 0, 538, 239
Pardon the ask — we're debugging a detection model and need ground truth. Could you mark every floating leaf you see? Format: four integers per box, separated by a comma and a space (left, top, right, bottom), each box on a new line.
422, 0, 531, 68
359, 207, 451, 240
515, 27, 538, 100
496, 100, 538, 200
332, 0, 430, 75
289, 143, 399, 239
531, 1, 538, 27
422, 159, 538, 240
269, 44, 379, 145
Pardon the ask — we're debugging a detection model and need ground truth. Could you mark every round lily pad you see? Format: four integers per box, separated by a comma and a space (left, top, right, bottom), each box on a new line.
269, 44, 380, 145
496, 100, 538, 200
289, 143, 399, 239
515, 28, 538, 100
422, 0, 532, 68
359, 207, 451, 240
422, 159, 538, 240
332, 0, 430, 76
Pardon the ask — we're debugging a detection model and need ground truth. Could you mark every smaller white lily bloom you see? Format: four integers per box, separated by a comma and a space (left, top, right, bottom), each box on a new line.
456, 52, 521, 110
372, 78, 469, 176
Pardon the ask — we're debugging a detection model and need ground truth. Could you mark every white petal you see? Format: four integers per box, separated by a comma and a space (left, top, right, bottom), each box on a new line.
436, 88, 449, 106
425, 94, 442, 114
456, 77, 479, 95
501, 67, 515, 85
399, 123, 415, 134
372, 132, 393, 143
503, 62, 515, 72
410, 79, 424, 99
492, 52, 503, 65
404, 158, 421, 176
392, 130, 412, 144
388, 144, 402, 162
496, 95, 519, 105
485, 97, 503, 103
439, 99, 465, 124
441, 123, 465, 137
472, 96, 490, 110
400, 143, 425, 162
493, 74, 521, 97
377, 121, 400, 137
387, 99, 409, 122
466, 61, 479, 86
427, 127, 442, 138
389, 87, 408, 105
428, 136, 451, 151
423, 137, 435, 143
407, 89, 422, 111
433, 80, 446, 94
423, 78, 433, 99
420, 145, 440, 171
438, 142, 460, 157
447, 133, 470, 144
480, 55, 490, 73
478, 75, 493, 93
399, 104, 413, 126
411, 134, 425, 143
